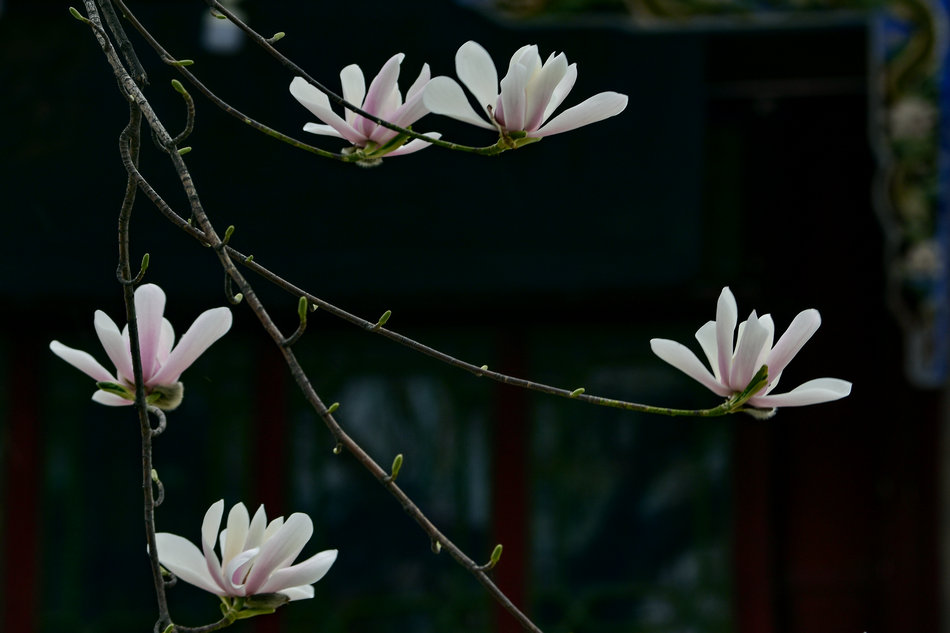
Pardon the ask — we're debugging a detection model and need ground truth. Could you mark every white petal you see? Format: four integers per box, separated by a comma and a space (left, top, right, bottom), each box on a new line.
749, 378, 852, 408
498, 61, 529, 131
385, 133, 442, 157
728, 314, 770, 391
302, 122, 345, 138
157, 319, 175, 364
528, 91, 628, 137
94, 310, 135, 385
91, 390, 133, 406
456, 41, 499, 115
422, 76, 493, 129
693, 322, 720, 381
767, 309, 821, 378
243, 513, 313, 595
360, 53, 405, 134
290, 77, 366, 145
155, 533, 224, 595
222, 502, 250, 569
49, 341, 117, 383
134, 283, 166, 381
523, 52, 568, 131
714, 287, 738, 386
224, 547, 259, 592
201, 500, 228, 593
405, 63, 431, 102
650, 338, 732, 397
245, 505, 267, 550
339, 63, 366, 127
258, 549, 338, 595
543, 63, 577, 123
279, 585, 315, 601
149, 307, 232, 386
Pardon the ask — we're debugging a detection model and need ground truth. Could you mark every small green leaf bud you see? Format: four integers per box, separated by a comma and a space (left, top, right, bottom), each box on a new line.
569, 387, 585, 398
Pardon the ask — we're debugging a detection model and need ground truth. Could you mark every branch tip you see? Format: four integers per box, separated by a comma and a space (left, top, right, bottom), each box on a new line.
327, 402, 340, 415
390, 453, 403, 482
374, 309, 392, 329
177, 146, 192, 156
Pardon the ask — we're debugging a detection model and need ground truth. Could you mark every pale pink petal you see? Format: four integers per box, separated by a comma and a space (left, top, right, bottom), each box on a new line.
302, 122, 346, 138
528, 91, 628, 137
157, 319, 175, 364
507, 44, 540, 77
728, 314, 770, 391
385, 132, 442, 156
714, 287, 738, 385
94, 310, 135, 385
290, 77, 366, 145
134, 283, 166, 381
222, 502, 250, 569
339, 63, 366, 127
258, 549, 338, 595
360, 53, 405, 135
243, 513, 313, 595
155, 533, 224, 595
766, 309, 821, 378
49, 341, 117, 383
456, 41, 499, 114
405, 63, 431, 102
749, 378, 852, 408
201, 499, 227, 593
498, 62, 529, 131
368, 89, 428, 146
224, 547, 259, 592
524, 52, 568, 131
423, 76, 493, 129
92, 391, 133, 406
542, 64, 577, 123
693, 322, 720, 381
149, 307, 232, 386
650, 338, 731, 397
245, 505, 267, 550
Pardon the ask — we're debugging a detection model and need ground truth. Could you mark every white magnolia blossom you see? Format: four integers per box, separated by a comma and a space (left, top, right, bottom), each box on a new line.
650, 287, 851, 414
289, 53, 441, 159
156, 500, 338, 601
49, 283, 232, 410
423, 40, 628, 137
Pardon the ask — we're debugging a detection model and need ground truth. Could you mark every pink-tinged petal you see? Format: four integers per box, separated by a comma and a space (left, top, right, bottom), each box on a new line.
368, 88, 429, 146
157, 319, 175, 364
149, 307, 232, 386
543, 63, 577, 123
224, 547, 259, 592
766, 309, 821, 378
507, 44, 540, 78
714, 287, 738, 386
423, 76, 493, 129
650, 338, 732, 397
693, 322, 720, 381
222, 502, 250, 569
94, 310, 135, 385
498, 62, 529, 131
455, 41, 499, 113
243, 513, 313, 595
49, 341, 117, 383
755, 314, 775, 372
92, 391, 133, 406
728, 314, 770, 391
258, 549, 338, 595
290, 77, 366, 145
134, 283, 167, 380
528, 91, 628, 138
360, 53, 405, 135
155, 533, 224, 595
749, 378, 852, 408
339, 63, 366, 127
405, 63, 431, 102
524, 52, 568, 131
201, 500, 227, 593
245, 505, 267, 550
279, 585, 315, 601
385, 133, 442, 157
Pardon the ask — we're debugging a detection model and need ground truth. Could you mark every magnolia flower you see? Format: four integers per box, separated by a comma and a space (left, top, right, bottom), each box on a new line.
49, 283, 232, 410
650, 287, 851, 416
155, 500, 337, 602
289, 53, 441, 161
423, 41, 628, 138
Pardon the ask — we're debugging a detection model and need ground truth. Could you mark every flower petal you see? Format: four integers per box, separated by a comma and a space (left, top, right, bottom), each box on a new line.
693, 321, 720, 381
650, 338, 731, 397
728, 313, 770, 391
339, 63, 366, 127
766, 309, 821, 378
405, 63, 431, 102
423, 76, 493, 129
258, 549, 338, 595
157, 319, 175, 365
455, 41, 499, 114
222, 502, 250, 569
528, 91, 628, 138
92, 390, 133, 406
524, 52, 568, 131
134, 283, 166, 381
155, 533, 224, 595
749, 378, 852, 408
243, 513, 313, 595
714, 287, 738, 386
385, 132, 442, 157
245, 505, 267, 551
279, 585, 315, 601
49, 341, 117, 383
290, 77, 366, 145
360, 53, 405, 135
149, 307, 232, 386
498, 61, 529, 131
94, 310, 134, 385
201, 500, 227, 593
542, 63, 577, 122
302, 122, 346, 138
